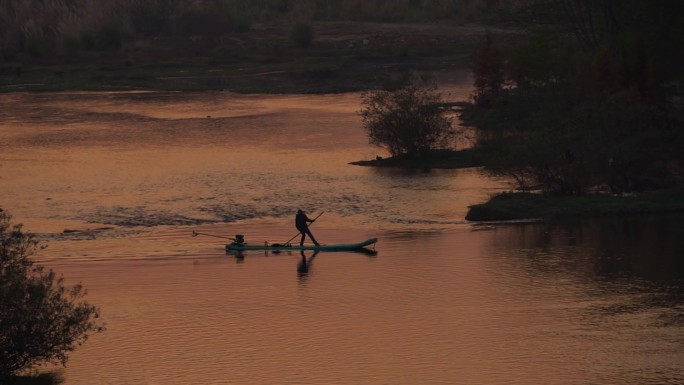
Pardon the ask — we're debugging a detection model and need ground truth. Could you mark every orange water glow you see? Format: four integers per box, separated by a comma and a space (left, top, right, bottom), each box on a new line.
1, 87, 682, 385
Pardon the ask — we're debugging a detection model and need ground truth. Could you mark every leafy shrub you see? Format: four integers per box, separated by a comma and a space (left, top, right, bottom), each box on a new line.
360, 77, 456, 158
0, 211, 104, 379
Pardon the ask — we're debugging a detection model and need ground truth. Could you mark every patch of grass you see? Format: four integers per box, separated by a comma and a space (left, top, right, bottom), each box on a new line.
350, 148, 484, 169
465, 190, 684, 221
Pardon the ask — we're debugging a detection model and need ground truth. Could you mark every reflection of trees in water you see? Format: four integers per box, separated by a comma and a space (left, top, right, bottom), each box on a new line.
486, 214, 684, 326
571, 215, 682, 284
490, 214, 684, 284
587, 215, 684, 283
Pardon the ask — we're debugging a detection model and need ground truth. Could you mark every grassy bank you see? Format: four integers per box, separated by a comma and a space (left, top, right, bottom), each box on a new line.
465, 190, 684, 222
0, 22, 519, 93
350, 148, 483, 169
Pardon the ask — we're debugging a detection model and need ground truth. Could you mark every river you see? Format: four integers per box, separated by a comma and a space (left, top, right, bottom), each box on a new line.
1, 85, 682, 385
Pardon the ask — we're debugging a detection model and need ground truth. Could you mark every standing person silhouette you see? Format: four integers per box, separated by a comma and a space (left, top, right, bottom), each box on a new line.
295, 209, 320, 247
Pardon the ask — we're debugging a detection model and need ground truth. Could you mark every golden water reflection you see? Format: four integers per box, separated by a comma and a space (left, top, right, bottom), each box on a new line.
1, 91, 682, 384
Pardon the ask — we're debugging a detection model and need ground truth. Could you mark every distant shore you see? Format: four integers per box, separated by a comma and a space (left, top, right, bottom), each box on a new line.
0, 22, 520, 94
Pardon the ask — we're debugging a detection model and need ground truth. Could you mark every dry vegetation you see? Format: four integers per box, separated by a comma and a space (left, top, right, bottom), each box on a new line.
0, 0, 516, 92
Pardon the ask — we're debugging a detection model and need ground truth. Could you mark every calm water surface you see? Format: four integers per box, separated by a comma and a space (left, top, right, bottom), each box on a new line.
0, 86, 682, 385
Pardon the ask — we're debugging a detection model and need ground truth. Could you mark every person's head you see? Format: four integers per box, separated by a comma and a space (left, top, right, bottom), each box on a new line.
297, 209, 303, 214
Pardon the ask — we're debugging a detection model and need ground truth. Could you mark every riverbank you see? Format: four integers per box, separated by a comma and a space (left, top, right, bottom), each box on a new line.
0, 22, 520, 94
351, 150, 684, 222
464, 190, 684, 221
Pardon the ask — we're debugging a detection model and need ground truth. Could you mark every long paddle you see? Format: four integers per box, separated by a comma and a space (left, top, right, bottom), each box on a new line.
191, 231, 237, 241
283, 211, 324, 245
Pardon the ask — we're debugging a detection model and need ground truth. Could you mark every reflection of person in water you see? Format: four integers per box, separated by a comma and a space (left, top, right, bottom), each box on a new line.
295, 209, 320, 247
230, 250, 245, 263
297, 249, 318, 275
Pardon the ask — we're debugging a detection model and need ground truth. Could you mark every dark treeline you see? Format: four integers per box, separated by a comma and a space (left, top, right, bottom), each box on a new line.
462, 0, 684, 195
0, 0, 507, 59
